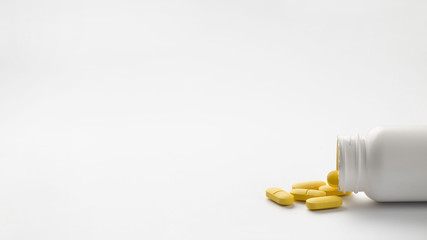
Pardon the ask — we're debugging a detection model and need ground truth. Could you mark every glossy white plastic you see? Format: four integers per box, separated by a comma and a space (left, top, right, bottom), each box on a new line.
338, 126, 427, 202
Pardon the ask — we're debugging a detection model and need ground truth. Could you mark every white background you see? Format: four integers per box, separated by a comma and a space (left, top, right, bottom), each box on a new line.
1, 0, 427, 239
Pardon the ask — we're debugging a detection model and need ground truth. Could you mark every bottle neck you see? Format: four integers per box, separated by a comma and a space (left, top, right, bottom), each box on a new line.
337, 135, 367, 193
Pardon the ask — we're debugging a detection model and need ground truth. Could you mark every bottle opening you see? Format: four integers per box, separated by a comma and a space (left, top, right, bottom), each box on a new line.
337, 135, 367, 193
336, 140, 339, 170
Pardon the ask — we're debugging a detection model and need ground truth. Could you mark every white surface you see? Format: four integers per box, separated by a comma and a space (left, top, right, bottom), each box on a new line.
1, 0, 427, 239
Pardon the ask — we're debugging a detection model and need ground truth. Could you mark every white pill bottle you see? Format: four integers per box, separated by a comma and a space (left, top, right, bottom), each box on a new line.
338, 126, 427, 202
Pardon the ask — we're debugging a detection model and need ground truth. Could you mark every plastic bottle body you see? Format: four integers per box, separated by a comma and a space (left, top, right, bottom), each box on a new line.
338, 126, 427, 202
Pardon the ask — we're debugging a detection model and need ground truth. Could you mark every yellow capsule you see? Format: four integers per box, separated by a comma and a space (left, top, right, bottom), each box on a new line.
292, 181, 326, 190
306, 196, 343, 210
318, 185, 351, 196
327, 170, 339, 187
266, 187, 294, 206
290, 189, 326, 201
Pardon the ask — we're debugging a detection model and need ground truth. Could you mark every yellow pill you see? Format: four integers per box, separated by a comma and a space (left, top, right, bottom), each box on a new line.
266, 187, 294, 206
306, 196, 343, 210
327, 170, 339, 187
290, 189, 326, 201
318, 185, 351, 196
292, 181, 326, 190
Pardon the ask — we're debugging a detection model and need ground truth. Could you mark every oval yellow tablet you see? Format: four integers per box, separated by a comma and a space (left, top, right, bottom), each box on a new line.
318, 185, 351, 196
266, 187, 294, 206
290, 189, 326, 201
292, 181, 326, 190
306, 196, 343, 210
327, 170, 339, 187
